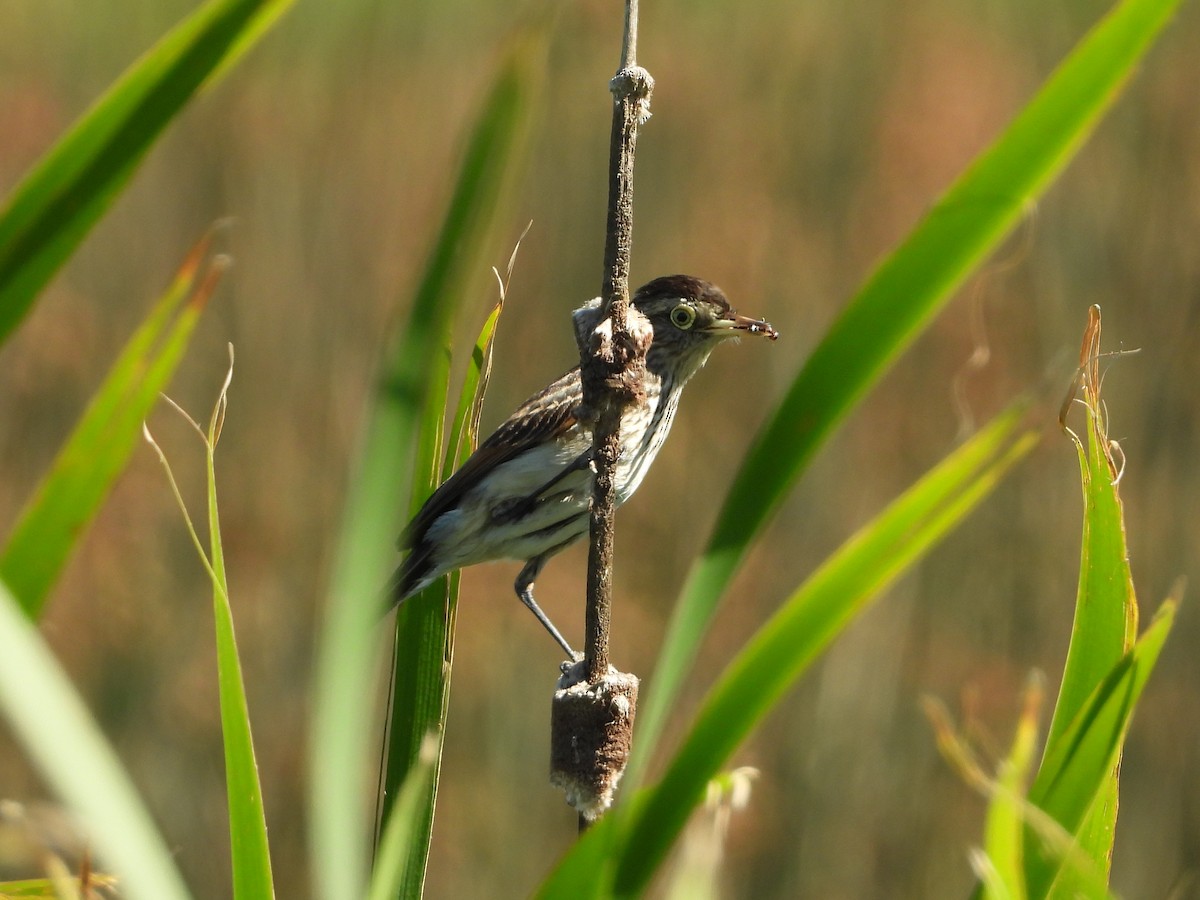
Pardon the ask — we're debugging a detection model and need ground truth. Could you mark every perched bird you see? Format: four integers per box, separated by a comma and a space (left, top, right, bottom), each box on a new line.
391, 274, 777, 656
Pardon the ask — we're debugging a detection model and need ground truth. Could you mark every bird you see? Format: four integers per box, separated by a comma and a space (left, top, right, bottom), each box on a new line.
391, 274, 778, 657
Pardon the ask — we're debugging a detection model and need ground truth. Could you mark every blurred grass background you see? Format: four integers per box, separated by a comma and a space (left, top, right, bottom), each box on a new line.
2, 0, 1198, 897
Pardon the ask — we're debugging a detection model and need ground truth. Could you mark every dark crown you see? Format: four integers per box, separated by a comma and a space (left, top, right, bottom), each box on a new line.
632, 275, 732, 317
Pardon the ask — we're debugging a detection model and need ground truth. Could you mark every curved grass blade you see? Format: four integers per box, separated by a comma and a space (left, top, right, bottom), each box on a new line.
0, 580, 192, 900
0, 0, 292, 345
632, 0, 1187, 775
612, 412, 1038, 896
308, 28, 545, 900
539, 407, 1038, 897
144, 351, 275, 899
0, 236, 224, 618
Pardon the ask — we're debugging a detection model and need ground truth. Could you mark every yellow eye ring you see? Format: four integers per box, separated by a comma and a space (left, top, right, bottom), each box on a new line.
670, 304, 697, 330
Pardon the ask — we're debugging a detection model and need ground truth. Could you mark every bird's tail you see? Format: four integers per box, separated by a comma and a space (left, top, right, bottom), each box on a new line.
389, 542, 435, 606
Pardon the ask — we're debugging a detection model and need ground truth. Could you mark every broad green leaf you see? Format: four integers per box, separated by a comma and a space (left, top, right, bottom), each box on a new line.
1048, 305, 1140, 741
0, 236, 223, 617
631, 0, 1187, 784
1034, 306, 1137, 895
1024, 603, 1175, 896
143, 355, 275, 899
1012, 305, 1166, 897
0, 0, 292, 344
308, 28, 544, 900
540, 407, 1038, 898
0, 580, 192, 900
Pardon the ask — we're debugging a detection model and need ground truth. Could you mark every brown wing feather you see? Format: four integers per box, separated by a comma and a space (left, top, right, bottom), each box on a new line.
399, 367, 583, 550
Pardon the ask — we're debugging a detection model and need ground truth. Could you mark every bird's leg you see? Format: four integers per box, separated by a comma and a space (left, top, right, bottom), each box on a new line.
515, 555, 578, 659
494, 449, 594, 524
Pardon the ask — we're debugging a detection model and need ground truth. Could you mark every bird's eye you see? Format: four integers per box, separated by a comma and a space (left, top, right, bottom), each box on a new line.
670, 303, 697, 330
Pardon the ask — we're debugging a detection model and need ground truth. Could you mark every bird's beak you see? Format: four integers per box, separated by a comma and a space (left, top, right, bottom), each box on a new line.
709, 312, 779, 341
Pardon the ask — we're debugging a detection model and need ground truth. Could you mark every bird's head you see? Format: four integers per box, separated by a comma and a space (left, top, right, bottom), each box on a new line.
631, 274, 778, 382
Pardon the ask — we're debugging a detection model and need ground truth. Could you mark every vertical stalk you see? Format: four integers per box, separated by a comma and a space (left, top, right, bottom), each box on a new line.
551, 0, 654, 833
581, 0, 654, 682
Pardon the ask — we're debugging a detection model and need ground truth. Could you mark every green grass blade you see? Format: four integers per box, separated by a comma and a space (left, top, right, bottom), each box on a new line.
382, 298, 505, 898
0, 0, 292, 345
611, 411, 1037, 896
535, 801, 623, 900
383, 335, 455, 900
539, 408, 1038, 897
308, 29, 544, 900
0, 869, 119, 899
0, 879, 56, 899
1042, 310, 1130, 895
979, 683, 1041, 900
366, 736, 439, 900
1019, 306, 1157, 898
633, 0, 1186, 773
0, 580, 192, 900
443, 299, 503, 482
143, 360, 275, 899
0, 874, 114, 898
408, 342, 454, 520
307, 373, 414, 900
204, 367, 276, 900
209, 488, 276, 900
1023, 603, 1175, 896
0, 239, 223, 618
385, 582, 454, 900
1047, 311, 1138, 737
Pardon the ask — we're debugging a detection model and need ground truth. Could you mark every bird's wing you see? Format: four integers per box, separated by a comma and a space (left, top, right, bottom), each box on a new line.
399, 367, 584, 550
